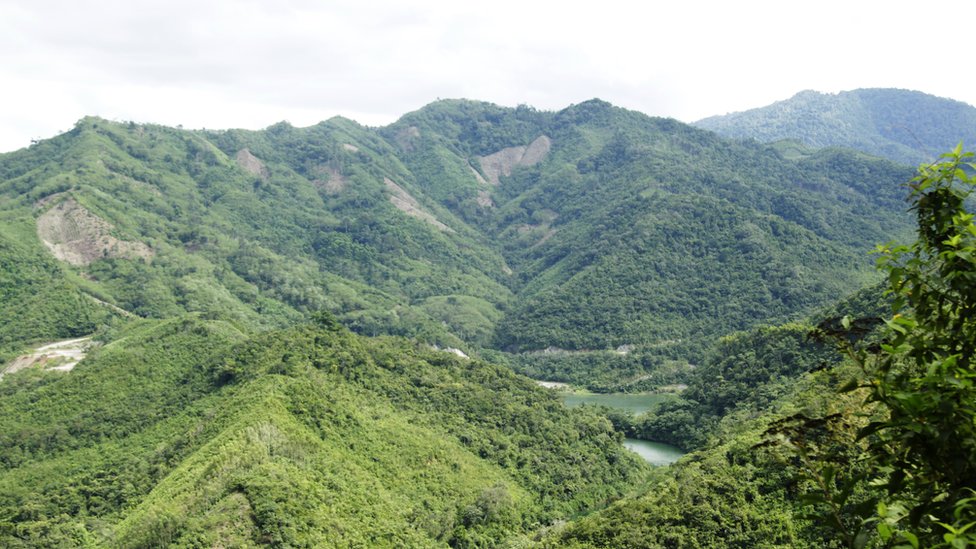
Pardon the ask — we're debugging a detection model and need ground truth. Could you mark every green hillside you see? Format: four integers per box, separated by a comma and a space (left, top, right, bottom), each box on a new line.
0, 98, 966, 547
695, 88, 976, 165
0, 100, 915, 391
0, 214, 116, 359
0, 116, 511, 353
545, 147, 976, 548
375, 99, 915, 388
0, 316, 645, 547
382, 99, 914, 357
0, 99, 930, 544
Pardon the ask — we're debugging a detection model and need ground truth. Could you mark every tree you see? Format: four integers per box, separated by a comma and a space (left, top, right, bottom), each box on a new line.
788, 146, 976, 548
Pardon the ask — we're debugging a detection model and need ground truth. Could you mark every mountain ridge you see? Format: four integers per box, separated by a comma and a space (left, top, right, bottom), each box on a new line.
1, 98, 915, 386
694, 88, 976, 165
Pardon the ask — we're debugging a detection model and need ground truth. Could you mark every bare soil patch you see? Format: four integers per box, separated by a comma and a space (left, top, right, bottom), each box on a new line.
1, 336, 92, 380
521, 135, 552, 165
36, 198, 154, 266
476, 190, 495, 208
469, 165, 488, 186
477, 135, 552, 186
394, 126, 421, 151
384, 178, 452, 232
235, 149, 269, 180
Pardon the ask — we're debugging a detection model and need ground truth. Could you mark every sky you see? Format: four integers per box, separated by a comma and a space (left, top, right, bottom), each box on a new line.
1, 0, 973, 153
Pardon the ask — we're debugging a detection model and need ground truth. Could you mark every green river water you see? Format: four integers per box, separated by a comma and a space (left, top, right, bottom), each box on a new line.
556, 389, 686, 465
561, 392, 674, 416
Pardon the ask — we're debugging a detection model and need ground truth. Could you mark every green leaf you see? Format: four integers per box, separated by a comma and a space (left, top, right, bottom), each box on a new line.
877, 522, 892, 541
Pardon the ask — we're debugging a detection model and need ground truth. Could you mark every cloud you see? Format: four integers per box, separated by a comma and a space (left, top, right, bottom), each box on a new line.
0, 0, 973, 152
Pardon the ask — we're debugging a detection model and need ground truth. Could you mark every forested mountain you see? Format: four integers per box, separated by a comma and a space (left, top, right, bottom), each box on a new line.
0, 97, 941, 546
695, 88, 976, 165
0, 100, 914, 388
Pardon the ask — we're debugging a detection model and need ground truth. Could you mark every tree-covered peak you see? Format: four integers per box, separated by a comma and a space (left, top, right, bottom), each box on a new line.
696, 88, 976, 165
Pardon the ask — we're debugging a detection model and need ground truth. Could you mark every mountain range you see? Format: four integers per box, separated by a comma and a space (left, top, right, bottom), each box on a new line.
0, 99, 916, 384
0, 89, 959, 546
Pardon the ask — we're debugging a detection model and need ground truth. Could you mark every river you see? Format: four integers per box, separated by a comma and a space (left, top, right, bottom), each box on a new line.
622, 438, 685, 466
548, 387, 686, 465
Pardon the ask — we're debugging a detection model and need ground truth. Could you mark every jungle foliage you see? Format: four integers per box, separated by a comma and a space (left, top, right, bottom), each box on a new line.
0, 316, 646, 547
770, 147, 976, 547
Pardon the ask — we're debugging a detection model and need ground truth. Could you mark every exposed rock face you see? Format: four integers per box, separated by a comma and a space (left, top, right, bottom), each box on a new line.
384, 178, 452, 232
521, 135, 552, 165
36, 198, 154, 266
235, 149, 269, 180
478, 135, 552, 186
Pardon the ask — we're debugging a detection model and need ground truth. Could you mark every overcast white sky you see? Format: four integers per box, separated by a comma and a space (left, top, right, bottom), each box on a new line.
1, 0, 972, 153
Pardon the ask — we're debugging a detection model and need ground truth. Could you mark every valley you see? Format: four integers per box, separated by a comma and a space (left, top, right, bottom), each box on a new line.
0, 91, 973, 547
